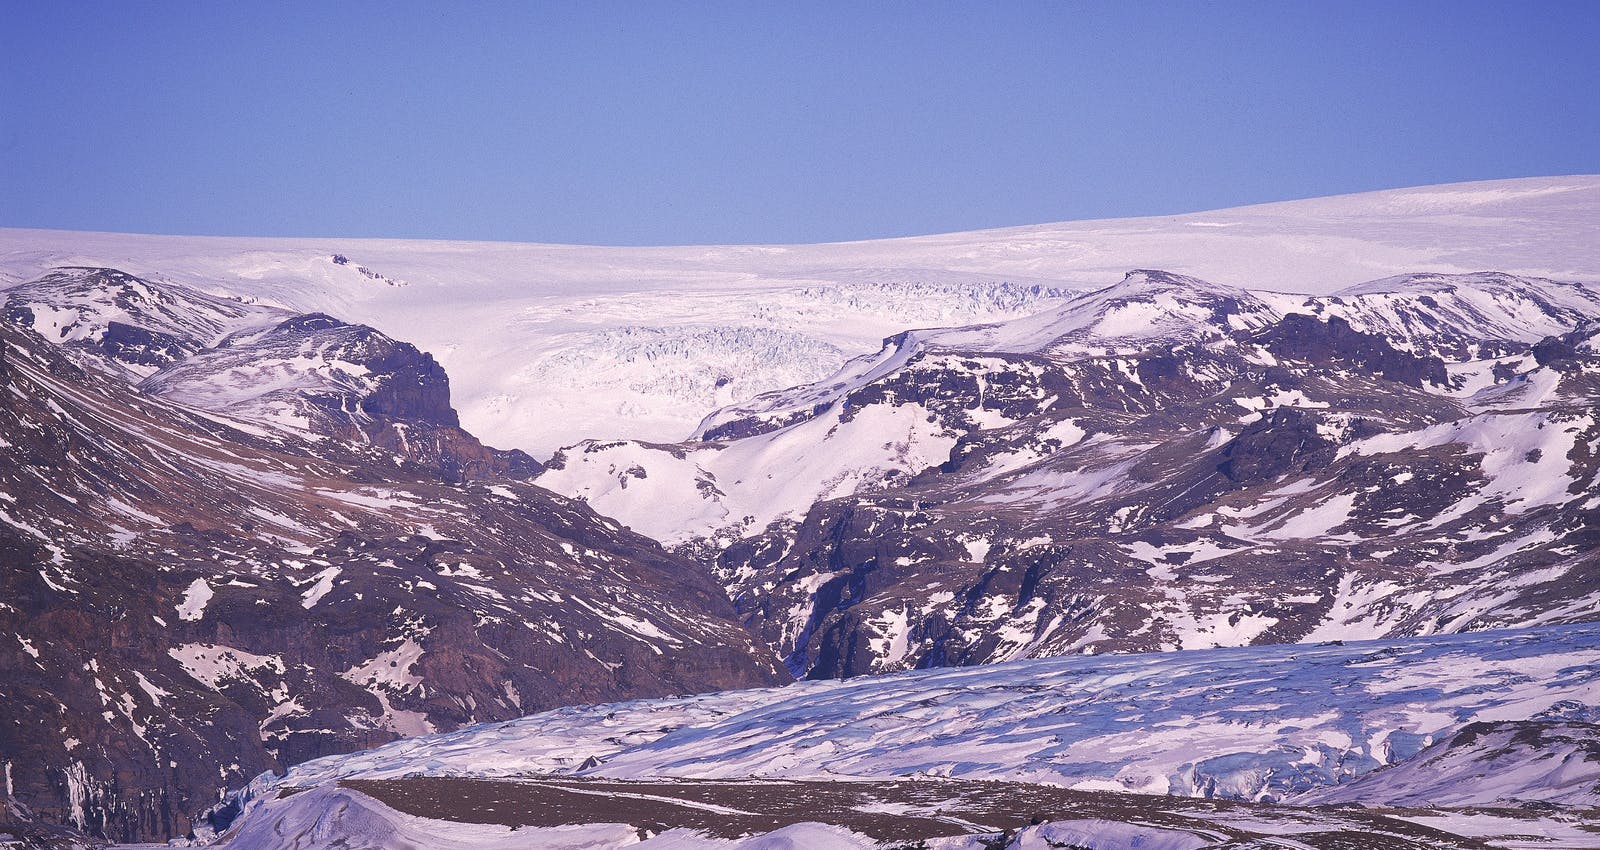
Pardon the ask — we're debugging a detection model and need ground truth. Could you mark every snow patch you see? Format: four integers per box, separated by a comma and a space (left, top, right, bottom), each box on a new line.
175, 578, 214, 622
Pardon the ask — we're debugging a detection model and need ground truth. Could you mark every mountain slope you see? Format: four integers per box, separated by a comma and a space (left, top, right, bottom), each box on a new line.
538, 270, 1600, 678
0, 283, 782, 842
3, 175, 1597, 453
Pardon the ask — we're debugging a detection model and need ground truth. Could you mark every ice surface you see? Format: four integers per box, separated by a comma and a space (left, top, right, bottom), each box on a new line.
245, 623, 1600, 807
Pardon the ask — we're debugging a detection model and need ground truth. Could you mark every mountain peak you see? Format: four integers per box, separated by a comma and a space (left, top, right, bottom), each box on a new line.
23, 266, 179, 311
271, 312, 350, 334
2, 266, 286, 373
1312, 271, 1600, 353
1077, 270, 1261, 306
1335, 270, 1560, 297
1024, 269, 1277, 349
47, 264, 150, 286
1117, 268, 1235, 292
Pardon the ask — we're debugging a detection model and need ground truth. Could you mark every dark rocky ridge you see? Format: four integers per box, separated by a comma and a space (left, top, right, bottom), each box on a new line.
1215, 407, 1339, 485
1257, 313, 1449, 388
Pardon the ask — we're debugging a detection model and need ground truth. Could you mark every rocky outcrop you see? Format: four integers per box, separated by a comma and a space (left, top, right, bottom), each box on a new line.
249, 313, 460, 428
1215, 408, 1338, 485
1257, 313, 1449, 387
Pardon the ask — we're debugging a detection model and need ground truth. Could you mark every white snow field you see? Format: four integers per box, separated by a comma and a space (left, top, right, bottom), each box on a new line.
4, 175, 1597, 455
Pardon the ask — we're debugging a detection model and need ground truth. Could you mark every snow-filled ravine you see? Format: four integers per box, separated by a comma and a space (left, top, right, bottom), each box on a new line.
221, 622, 1600, 815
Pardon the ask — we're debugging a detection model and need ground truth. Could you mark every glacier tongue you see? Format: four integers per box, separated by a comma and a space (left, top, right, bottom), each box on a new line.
247, 623, 1600, 804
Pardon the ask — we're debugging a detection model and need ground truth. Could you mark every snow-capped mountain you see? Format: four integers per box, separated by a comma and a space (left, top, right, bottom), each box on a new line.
5, 267, 540, 481
538, 269, 1600, 679
690, 270, 1290, 442
0, 279, 782, 843
1, 267, 290, 379
3, 175, 1597, 455
201, 623, 1600, 849
1309, 271, 1600, 360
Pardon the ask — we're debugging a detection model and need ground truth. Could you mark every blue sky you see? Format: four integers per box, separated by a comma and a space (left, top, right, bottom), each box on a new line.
2, 2, 1597, 245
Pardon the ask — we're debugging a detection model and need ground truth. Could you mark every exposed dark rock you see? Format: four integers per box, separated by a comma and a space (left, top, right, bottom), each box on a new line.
1216, 408, 1337, 485
96, 320, 194, 369
1256, 314, 1448, 387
